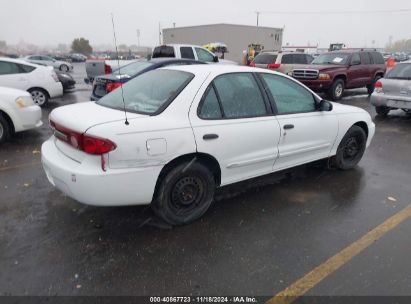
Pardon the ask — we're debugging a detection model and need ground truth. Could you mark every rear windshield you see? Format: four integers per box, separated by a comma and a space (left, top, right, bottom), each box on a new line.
312, 53, 349, 65
387, 63, 411, 79
96, 69, 194, 115
115, 61, 153, 77
253, 54, 278, 64
152, 46, 175, 58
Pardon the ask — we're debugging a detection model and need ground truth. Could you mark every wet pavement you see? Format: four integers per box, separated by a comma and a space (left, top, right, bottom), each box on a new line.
0, 63, 410, 297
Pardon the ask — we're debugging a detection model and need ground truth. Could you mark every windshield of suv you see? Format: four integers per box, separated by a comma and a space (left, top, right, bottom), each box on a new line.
312, 53, 349, 65
386, 63, 411, 80
253, 54, 278, 64
97, 69, 194, 115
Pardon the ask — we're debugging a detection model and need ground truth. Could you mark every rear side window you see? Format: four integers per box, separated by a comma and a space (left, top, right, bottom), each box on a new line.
18, 64, 36, 73
371, 52, 385, 64
360, 52, 371, 65
260, 73, 316, 114
253, 54, 278, 64
152, 46, 175, 58
199, 86, 222, 119
180, 47, 195, 59
281, 54, 294, 64
0, 61, 22, 75
199, 73, 267, 119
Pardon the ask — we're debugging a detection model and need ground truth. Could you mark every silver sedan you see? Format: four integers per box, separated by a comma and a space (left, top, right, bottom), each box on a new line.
371, 61, 411, 116
24, 55, 73, 72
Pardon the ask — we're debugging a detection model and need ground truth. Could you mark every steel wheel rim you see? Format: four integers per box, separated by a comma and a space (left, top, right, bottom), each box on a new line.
335, 84, 343, 97
170, 176, 205, 215
61, 65, 68, 72
343, 136, 360, 161
31, 91, 46, 105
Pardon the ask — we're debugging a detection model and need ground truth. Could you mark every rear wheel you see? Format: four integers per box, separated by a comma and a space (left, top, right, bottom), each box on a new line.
152, 162, 215, 226
367, 76, 382, 95
0, 114, 11, 144
29, 88, 49, 106
60, 64, 69, 72
375, 106, 390, 117
332, 125, 367, 170
328, 79, 345, 101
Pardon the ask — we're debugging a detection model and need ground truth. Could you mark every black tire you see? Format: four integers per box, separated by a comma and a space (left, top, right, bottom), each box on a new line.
152, 161, 216, 226
367, 76, 382, 95
375, 106, 390, 117
29, 88, 49, 106
332, 126, 367, 170
0, 114, 11, 144
327, 79, 345, 101
60, 64, 69, 72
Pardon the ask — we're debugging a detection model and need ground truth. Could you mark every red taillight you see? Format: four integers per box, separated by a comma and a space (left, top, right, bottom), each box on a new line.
267, 63, 281, 69
106, 82, 122, 92
375, 81, 383, 89
104, 64, 112, 74
250, 61, 256, 67
82, 134, 116, 155
50, 120, 116, 155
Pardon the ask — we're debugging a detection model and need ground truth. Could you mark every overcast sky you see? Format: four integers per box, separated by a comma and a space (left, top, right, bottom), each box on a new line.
1, 0, 411, 48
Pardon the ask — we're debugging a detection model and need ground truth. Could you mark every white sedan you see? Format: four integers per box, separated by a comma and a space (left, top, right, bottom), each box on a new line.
0, 57, 63, 106
41, 65, 375, 225
0, 87, 42, 143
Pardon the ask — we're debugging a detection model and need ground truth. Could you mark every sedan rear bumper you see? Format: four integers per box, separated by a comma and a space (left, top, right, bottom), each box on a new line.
371, 92, 411, 109
41, 137, 162, 206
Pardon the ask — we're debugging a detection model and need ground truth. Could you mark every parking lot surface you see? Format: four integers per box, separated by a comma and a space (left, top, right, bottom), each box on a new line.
1, 63, 410, 298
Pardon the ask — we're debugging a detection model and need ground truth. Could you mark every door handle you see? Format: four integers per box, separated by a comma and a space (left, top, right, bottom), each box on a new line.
203, 134, 219, 140
283, 124, 294, 130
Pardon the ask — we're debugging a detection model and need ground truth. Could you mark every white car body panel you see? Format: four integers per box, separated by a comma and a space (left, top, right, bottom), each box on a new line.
41, 65, 375, 207
0, 87, 42, 132
0, 58, 63, 98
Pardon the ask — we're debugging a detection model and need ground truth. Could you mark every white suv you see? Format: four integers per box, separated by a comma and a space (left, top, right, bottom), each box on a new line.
0, 58, 63, 106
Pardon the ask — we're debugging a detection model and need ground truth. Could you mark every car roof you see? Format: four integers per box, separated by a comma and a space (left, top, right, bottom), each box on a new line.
149, 58, 206, 64
0, 57, 38, 67
154, 44, 205, 48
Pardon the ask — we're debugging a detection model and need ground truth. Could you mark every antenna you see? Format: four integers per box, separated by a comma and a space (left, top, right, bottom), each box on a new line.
111, 13, 129, 126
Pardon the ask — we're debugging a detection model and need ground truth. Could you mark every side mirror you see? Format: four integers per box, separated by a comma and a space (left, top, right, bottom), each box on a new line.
317, 99, 333, 111
213, 55, 219, 63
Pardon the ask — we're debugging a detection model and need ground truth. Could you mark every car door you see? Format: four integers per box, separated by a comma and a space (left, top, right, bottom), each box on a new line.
346, 53, 364, 88
189, 72, 281, 186
0, 61, 29, 90
41, 56, 55, 67
258, 73, 338, 171
359, 52, 373, 86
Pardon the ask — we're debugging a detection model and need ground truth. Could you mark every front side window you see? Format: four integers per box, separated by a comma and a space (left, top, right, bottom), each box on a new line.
210, 73, 267, 119
351, 53, 361, 65
260, 73, 316, 114
180, 47, 195, 59
195, 48, 214, 62
0, 61, 21, 75
97, 69, 193, 115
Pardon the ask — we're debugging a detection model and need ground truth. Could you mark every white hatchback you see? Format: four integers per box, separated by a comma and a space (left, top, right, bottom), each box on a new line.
41, 65, 375, 225
0, 87, 42, 143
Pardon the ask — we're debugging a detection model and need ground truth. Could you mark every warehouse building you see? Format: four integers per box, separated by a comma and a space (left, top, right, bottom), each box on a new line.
163, 23, 283, 62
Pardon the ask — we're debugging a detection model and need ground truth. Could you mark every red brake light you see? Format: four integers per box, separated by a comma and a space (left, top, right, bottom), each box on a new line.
104, 64, 112, 74
267, 63, 281, 69
50, 120, 116, 155
375, 81, 382, 89
106, 82, 122, 92
250, 61, 256, 67
82, 134, 116, 155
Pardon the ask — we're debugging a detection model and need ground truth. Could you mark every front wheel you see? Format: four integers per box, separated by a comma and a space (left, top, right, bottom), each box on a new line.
152, 162, 216, 225
328, 79, 345, 101
0, 114, 12, 144
29, 88, 49, 106
332, 125, 367, 170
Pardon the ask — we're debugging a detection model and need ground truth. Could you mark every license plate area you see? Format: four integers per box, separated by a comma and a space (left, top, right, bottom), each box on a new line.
387, 100, 411, 109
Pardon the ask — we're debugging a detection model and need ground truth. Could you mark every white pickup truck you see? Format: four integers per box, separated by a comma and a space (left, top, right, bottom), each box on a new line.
152, 44, 237, 65
84, 59, 139, 84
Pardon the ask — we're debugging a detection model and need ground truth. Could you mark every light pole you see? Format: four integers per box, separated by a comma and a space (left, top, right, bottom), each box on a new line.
255, 11, 260, 27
